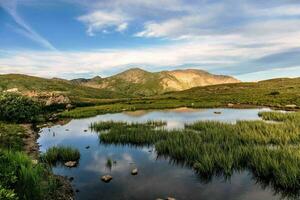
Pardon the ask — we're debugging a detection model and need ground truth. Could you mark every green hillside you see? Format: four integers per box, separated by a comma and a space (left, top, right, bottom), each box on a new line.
164, 77, 300, 107
0, 74, 125, 103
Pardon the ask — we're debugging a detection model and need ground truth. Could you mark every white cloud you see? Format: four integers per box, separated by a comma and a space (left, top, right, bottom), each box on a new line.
1, 31, 300, 80
0, 0, 56, 50
77, 10, 130, 36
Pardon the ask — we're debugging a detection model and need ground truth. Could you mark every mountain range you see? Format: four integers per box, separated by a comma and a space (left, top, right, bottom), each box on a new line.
71, 68, 239, 96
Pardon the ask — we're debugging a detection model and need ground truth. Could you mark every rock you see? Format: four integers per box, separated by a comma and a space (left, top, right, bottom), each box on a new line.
31, 159, 38, 165
227, 103, 234, 107
64, 161, 77, 168
45, 94, 71, 106
166, 197, 176, 200
214, 111, 221, 114
131, 168, 138, 175
69, 177, 74, 181
84, 129, 88, 132
75, 189, 80, 193
66, 104, 73, 110
5, 88, 19, 93
285, 104, 297, 108
101, 175, 113, 183
65, 129, 69, 131
85, 146, 90, 149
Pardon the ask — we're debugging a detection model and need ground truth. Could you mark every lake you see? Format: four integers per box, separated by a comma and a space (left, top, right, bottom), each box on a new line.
38, 107, 289, 200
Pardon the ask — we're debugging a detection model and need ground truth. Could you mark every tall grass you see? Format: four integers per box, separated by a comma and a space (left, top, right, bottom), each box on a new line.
94, 111, 300, 197
90, 120, 166, 132
40, 146, 80, 165
0, 150, 59, 200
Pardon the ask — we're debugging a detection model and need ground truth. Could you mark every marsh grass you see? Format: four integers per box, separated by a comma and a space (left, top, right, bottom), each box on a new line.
90, 120, 167, 132
93, 111, 300, 197
0, 122, 25, 151
0, 150, 60, 200
40, 146, 80, 165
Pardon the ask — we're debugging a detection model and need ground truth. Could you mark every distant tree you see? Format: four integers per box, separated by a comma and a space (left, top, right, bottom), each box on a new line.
0, 93, 42, 123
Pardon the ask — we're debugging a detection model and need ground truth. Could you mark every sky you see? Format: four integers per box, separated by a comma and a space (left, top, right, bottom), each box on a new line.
1, 0, 300, 81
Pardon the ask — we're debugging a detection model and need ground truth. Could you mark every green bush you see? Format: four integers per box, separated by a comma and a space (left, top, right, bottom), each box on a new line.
0, 93, 42, 123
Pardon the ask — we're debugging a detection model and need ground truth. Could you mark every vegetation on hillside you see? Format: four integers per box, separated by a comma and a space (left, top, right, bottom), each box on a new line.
93, 111, 300, 198
0, 74, 125, 102
60, 77, 300, 118
0, 93, 43, 123
166, 78, 300, 108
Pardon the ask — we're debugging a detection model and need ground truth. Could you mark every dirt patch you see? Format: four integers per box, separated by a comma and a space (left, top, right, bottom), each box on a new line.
21, 124, 39, 159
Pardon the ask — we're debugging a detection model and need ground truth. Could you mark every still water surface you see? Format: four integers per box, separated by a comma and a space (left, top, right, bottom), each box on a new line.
38, 108, 289, 200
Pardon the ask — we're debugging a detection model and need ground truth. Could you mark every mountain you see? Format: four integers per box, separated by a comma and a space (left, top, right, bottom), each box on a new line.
73, 68, 240, 96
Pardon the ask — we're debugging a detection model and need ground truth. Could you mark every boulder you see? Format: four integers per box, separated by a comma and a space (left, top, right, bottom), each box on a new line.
101, 175, 113, 183
64, 161, 77, 168
45, 94, 71, 106
131, 168, 138, 175
285, 104, 297, 108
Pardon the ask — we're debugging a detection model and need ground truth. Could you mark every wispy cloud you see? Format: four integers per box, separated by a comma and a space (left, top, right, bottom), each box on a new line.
0, 0, 56, 50
77, 10, 130, 36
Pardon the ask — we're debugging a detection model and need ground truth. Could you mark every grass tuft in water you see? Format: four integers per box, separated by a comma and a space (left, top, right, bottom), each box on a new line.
40, 146, 80, 165
93, 111, 300, 197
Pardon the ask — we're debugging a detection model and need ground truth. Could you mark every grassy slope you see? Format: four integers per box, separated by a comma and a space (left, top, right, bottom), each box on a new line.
0, 74, 126, 102
86, 68, 164, 96
60, 78, 300, 118
166, 78, 300, 107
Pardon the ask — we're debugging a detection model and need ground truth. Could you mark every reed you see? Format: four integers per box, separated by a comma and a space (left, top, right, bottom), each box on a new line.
40, 146, 80, 165
94, 111, 300, 196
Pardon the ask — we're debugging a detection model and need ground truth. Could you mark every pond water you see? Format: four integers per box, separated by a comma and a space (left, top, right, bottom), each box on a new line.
38, 108, 289, 200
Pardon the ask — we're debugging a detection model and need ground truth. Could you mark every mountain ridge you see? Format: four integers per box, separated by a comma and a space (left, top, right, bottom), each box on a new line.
72, 68, 240, 96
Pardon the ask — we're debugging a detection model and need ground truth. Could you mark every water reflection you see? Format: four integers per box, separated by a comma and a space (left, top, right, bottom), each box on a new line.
38, 108, 291, 200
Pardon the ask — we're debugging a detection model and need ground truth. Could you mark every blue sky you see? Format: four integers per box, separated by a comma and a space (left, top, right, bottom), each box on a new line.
1, 0, 300, 81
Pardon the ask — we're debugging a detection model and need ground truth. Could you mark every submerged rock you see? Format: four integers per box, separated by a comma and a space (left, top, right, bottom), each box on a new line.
64, 161, 77, 168
131, 168, 138, 175
214, 111, 222, 114
101, 175, 113, 183
85, 146, 90, 149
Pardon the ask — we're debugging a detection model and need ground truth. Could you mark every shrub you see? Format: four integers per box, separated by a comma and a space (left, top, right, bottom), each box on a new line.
0, 93, 42, 123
